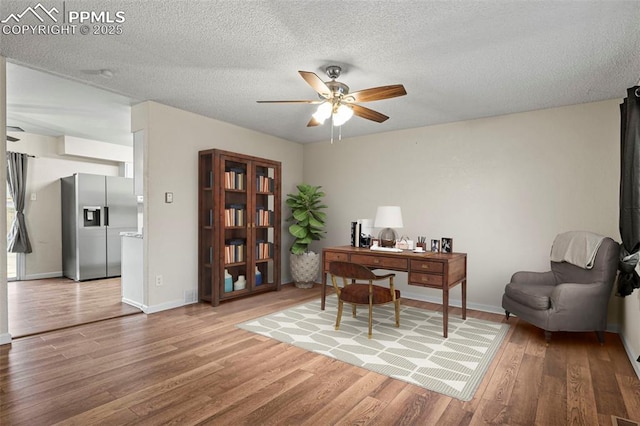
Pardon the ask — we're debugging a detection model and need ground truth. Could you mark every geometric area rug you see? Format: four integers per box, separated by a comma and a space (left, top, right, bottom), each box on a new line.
237, 295, 509, 401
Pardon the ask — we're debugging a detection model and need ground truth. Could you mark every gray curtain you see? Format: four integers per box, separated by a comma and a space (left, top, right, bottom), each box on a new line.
618, 86, 640, 296
7, 151, 32, 253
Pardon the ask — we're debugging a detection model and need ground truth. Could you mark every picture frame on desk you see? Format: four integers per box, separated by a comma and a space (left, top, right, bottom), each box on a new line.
441, 237, 453, 253
431, 239, 440, 252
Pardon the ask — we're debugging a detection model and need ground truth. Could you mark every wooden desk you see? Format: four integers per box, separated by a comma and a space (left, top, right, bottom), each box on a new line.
322, 246, 467, 338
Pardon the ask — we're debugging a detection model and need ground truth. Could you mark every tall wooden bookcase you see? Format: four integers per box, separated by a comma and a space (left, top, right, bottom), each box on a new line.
198, 149, 281, 306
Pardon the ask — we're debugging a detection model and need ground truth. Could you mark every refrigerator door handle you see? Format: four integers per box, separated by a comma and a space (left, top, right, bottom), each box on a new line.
104, 206, 110, 227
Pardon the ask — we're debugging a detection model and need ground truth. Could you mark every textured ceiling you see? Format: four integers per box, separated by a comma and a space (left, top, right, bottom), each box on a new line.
1, 0, 640, 144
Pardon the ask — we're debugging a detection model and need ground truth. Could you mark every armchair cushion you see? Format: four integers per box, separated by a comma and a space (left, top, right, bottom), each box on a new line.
504, 283, 554, 310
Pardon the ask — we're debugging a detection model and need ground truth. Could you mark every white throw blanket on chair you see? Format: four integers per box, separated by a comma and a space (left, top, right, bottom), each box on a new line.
550, 231, 605, 269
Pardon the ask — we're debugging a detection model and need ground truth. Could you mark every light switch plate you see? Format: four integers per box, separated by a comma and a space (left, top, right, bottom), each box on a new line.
165, 192, 173, 203
30, 193, 37, 201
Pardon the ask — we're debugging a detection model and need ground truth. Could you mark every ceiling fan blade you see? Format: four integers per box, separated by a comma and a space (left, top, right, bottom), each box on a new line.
307, 117, 321, 127
346, 85, 407, 103
352, 104, 389, 123
298, 71, 331, 98
256, 100, 322, 104
7, 135, 20, 142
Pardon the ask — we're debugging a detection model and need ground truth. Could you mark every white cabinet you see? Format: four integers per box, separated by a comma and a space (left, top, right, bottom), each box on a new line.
121, 233, 143, 309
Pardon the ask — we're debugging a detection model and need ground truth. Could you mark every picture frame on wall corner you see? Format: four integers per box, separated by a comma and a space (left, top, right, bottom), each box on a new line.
431, 239, 440, 253
441, 237, 453, 253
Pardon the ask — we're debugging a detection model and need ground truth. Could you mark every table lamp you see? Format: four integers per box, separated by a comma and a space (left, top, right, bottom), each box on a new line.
374, 206, 403, 247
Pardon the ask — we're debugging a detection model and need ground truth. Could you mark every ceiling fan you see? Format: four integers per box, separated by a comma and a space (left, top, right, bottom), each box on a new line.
257, 65, 407, 128
6, 126, 24, 142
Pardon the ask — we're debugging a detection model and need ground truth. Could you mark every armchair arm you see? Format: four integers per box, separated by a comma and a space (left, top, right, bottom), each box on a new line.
510, 271, 555, 286
549, 282, 611, 330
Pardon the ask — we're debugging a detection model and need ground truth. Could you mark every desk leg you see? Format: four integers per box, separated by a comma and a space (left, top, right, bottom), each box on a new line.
462, 279, 467, 320
321, 270, 327, 310
443, 287, 449, 338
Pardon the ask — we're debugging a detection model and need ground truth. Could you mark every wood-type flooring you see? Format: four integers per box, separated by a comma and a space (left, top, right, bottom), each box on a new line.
1, 284, 639, 425
8, 277, 142, 337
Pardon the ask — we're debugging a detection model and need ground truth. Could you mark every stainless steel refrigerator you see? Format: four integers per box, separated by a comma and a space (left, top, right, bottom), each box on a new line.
61, 173, 137, 281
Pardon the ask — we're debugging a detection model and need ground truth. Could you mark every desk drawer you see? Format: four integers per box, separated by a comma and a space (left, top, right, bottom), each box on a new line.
325, 252, 349, 262
324, 252, 350, 271
351, 254, 408, 270
410, 259, 444, 274
409, 272, 444, 287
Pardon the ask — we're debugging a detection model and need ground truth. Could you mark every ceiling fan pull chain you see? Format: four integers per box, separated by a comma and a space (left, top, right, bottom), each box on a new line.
330, 117, 335, 144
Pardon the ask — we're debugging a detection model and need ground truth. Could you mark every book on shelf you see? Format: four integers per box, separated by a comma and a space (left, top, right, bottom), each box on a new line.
224, 204, 246, 227
255, 206, 273, 226
225, 239, 245, 263
224, 167, 246, 190
255, 240, 273, 260
255, 173, 274, 192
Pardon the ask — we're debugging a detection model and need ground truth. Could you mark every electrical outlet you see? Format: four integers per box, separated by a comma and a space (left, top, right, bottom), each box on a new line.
30, 193, 37, 201
155, 275, 163, 286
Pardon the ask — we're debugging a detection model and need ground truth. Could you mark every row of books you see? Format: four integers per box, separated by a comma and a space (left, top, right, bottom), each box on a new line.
225, 204, 246, 227
351, 220, 373, 248
256, 207, 274, 226
225, 168, 245, 190
256, 174, 274, 193
223, 240, 274, 264
256, 241, 274, 260
225, 239, 245, 264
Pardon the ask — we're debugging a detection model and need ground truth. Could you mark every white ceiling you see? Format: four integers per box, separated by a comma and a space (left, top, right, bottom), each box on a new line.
1, 0, 640, 145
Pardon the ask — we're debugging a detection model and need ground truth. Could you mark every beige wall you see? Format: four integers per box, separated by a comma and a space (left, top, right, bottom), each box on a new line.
8, 133, 121, 278
303, 100, 626, 319
133, 101, 303, 311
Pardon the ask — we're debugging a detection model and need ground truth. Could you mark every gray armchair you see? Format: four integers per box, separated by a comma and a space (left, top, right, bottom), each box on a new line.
502, 234, 619, 343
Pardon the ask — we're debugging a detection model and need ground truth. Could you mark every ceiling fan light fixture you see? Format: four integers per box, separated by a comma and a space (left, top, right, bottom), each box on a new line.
333, 104, 353, 126
313, 101, 332, 123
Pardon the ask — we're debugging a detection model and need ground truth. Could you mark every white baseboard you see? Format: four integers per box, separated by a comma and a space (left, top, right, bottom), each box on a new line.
620, 333, 640, 380
121, 297, 146, 312
23, 271, 63, 280
0, 332, 12, 346
143, 298, 186, 314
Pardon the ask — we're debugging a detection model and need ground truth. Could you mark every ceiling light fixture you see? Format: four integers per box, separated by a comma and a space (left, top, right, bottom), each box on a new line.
312, 101, 354, 127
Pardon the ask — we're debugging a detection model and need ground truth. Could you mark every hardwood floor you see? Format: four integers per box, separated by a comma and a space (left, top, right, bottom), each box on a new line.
1, 284, 639, 425
8, 277, 142, 338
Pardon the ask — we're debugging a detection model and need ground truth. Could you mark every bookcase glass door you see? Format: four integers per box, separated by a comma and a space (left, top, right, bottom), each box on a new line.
253, 162, 276, 287
222, 156, 248, 295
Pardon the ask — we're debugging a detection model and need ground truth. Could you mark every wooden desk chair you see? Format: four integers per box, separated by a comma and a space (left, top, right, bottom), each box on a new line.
329, 261, 400, 339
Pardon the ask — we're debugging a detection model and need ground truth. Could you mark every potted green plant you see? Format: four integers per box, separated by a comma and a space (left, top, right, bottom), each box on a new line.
286, 183, 327, 288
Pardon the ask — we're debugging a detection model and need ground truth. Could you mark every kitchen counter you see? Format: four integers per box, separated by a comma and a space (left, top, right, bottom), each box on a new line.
120, 231, 143, 239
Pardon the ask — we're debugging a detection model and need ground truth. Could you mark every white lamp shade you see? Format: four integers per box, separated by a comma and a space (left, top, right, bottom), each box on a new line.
332, 104, 353, 126
312, 102, 332, 123
374, 206, 403, 228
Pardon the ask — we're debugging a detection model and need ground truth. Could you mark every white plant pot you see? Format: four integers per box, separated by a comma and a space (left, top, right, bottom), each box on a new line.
290, 251, 320, 288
